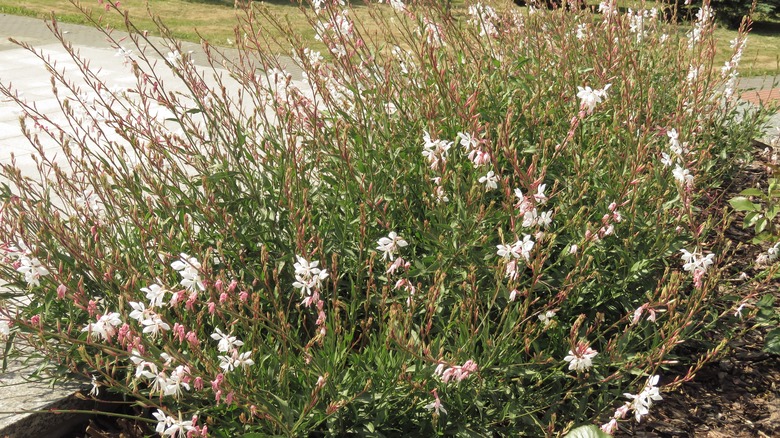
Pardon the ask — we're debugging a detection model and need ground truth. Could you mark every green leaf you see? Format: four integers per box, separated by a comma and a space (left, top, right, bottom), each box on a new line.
738, 188, 764, 197
2, 332, 16, 373
755, 217, 768, 234
765, 328, 780, 354
766, 204, 778, 220
564, 425, 612, 438
729, 197, 759, 212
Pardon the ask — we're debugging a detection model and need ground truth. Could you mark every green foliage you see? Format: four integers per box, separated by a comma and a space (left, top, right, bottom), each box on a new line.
0, 0, 773, 436
564, 425, 612, 438
729, 178, 780, 243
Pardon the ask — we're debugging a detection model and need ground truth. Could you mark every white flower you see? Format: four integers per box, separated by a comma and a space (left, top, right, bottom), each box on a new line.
537, 211, 553, 228
478, 170, 499, 190
75, 192, 104, 215
153, 410, 194, 437
421, 131, 453, 169
534, 184, 548, 204
598, 1, 616, 15
376, 231, 408, 261
236, 351, 255, 368
219, 351, 255, 372
457, 131, 479, 152
16, 255, 49, 287
496, 235, 534, 261
142, 284, 167, 308
680, 249, 715, 274
577, 84, 611, 114
141, 313, 171, 338
114, 46, 133, 63
89, 375, 100, 397
165, 50, 181, 63
564, 342, 598, 372
292, 255, 328, 296
624, 375, 663, 423
171, 253, 205, 292
575, 23, 588, 40
211, 328, 244, 353
756, 241, 780, 265
81, 313, 123, 341
538, 310, 556, 328
496, 243, 514, 260
433, 359, 478, 384
128, 301, 149, 321
163, 365, 191, 399
672, 164, 694, 187
522, 209, 538, 228
496, 238, 534, 260
515, 235, 535, 261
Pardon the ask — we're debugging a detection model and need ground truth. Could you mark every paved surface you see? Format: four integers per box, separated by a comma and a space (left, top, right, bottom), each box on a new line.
0, 12, 307, 436
0, 10, 779, 437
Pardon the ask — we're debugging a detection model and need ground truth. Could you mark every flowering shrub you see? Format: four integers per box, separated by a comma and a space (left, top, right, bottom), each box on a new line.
0, 0, 772, 435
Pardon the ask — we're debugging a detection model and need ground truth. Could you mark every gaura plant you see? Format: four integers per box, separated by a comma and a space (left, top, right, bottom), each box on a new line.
0, 0, 773, 436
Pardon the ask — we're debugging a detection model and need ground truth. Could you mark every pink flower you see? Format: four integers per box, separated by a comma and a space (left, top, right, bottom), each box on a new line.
601, 419, 618, 434
433, 360, 478, 384
424, 389, 447, 415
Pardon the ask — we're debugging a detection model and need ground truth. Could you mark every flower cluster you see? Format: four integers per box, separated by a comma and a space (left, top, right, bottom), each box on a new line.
421, 131, 453, 170
171, 253, 205, 292
433, 360, 478, 384
688, 5, 714, 49
81, 312, 123, 341
293, 255, 329, 301
576, 84, 611, 114
756, 241, 780, 265
680, 248, 715, 274
496, 235, 535, 280
212, 329, 254, 372
467, 2, 499, 38
515, 186, 552, 229
15, 253, 49, 288
622, 375, 663, 423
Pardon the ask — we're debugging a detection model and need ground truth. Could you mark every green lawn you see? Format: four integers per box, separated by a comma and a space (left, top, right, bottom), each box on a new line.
0, 0, 777, 75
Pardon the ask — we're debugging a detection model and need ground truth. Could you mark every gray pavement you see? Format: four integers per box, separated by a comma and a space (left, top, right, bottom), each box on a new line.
0, 12, 308, 436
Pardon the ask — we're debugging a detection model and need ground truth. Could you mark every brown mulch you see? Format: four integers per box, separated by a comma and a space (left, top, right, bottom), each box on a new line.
617, 137, 780, 437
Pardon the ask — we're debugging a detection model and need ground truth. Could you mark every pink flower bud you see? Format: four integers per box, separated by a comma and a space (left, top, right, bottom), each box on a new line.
88, 300, 98, 317
228, 279, 239, 292
56, 284, 67, 299
186, 331, 199, 348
